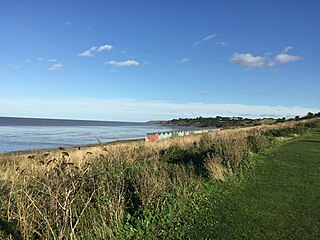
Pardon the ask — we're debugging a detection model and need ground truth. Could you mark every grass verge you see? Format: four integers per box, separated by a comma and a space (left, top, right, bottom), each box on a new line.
170, 128, 320, 239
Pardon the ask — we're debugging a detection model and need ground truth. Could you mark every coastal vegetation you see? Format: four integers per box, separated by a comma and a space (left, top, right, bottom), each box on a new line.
0, 118, 319, 239
149, 112, 320, 128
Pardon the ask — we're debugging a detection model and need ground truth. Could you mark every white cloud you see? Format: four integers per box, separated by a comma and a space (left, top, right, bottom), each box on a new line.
174, 58, 189, 64
79, 47, 97, 57
79, 49, 94, 57
48, 58, 57, 62
270, 46, 302, 64
203, 34, 217, 41
7, 64, 20, 69
48, 63, 63, 71
64, 22, 71, 26
37, 58, 58, 62
105, 60, 140, 67
230, 53, 267, 69
274, 53, 302, 64
0, 97, 318, 122
282, 46, 293, 53
194, 34, 217, 45
216, 41, 226, 46
79, 44, 113, 57
25, 59, 32, 63
231, 47, 303, 69
97, 44, 113, 52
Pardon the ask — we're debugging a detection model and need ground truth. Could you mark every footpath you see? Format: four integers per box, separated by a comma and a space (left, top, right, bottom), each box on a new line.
183, 129, 320, 239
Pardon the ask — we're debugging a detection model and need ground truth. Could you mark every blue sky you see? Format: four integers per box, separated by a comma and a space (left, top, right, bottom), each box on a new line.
0, 0, 319, 121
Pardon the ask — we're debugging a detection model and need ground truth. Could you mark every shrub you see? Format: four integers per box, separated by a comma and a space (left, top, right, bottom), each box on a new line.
247, 134, 271, 153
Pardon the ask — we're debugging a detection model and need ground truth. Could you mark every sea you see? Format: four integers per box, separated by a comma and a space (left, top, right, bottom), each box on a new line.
0, 117, 191, 153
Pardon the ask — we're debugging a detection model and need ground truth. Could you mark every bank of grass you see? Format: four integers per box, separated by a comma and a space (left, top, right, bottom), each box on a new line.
177, 127, 320, 239
0, 119, 319, 239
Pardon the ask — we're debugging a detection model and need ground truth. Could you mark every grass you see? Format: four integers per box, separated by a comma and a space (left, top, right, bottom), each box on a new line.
0, 119, 319, 239
177, 128, 320, 239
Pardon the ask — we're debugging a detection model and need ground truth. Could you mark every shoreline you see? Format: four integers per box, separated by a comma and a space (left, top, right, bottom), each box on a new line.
3, 117, 317, 157
0, 126, 218, 156
0, 137, 145, 157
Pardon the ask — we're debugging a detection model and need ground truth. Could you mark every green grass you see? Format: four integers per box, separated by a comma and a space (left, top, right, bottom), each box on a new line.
178, 128, 320, 239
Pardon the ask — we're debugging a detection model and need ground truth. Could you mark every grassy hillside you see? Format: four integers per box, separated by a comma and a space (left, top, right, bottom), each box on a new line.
0, 119, 319, 239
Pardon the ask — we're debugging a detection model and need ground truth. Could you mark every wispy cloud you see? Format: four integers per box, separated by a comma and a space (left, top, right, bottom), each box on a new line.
79, 44, 113, 57
48, 58, 57, 62
202, 92, 213, 96
174, 58, 189, 64
25, 59, 32, 63
281, 46, 293, 53
7, 64, 20, 69
79, 47, 96, 57
216, 41, 226, 46
203, 34, 216, 41
64, 22, 71, 26
194, 34, 217, 45
36, 58, 62, 70
0, 97, 318, 121
105, 60, 140, 67
37, 58, 58, 62
230, 46, 302, 69
48, 63, 63, 71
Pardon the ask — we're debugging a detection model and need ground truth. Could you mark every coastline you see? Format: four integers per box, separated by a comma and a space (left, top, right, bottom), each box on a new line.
0, 116, 204, 155
1, 128, 220, 156
0, 137, 145, 157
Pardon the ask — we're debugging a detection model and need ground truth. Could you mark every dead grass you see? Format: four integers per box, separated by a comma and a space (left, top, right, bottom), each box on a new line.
205, 154, 228, 181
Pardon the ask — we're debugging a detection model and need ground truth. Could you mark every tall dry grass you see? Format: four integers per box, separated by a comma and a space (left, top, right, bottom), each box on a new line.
0, 118, 319, 239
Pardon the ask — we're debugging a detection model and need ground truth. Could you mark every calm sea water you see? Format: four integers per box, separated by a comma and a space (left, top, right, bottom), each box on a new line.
0, 117, 189, 153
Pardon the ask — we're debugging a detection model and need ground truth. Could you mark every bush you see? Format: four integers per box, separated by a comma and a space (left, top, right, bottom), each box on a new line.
247, 134, 271, 153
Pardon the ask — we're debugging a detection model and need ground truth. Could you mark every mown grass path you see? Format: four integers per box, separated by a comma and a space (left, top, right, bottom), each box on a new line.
182, 129, 320, 239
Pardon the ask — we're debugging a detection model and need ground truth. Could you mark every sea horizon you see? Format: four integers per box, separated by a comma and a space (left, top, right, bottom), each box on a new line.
0, 116, 146, 126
